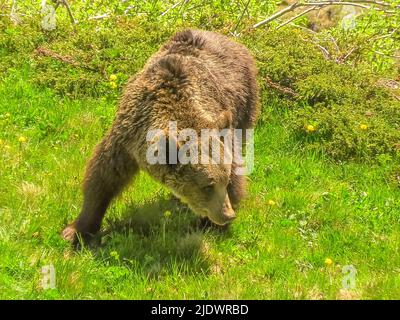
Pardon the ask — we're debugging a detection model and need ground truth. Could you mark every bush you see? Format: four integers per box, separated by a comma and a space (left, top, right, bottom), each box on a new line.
245, 28, 400, 162
1, 6, 399, 163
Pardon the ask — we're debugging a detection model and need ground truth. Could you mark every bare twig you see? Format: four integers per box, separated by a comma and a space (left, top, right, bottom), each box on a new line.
232, 0, 251, 34
304, 0, 398, 8
35, 47, 99, 72
338, 46, 358, 62
346, 0, 399, 7
290, 23, 318, 34
376, 79, 400, 101
124, 5, 134, 15
88, 13, 110, 20
327, 34, 340, 53
300, 1, 370, 9
253, 2, 300, 28
372, 50, 400, 58
265, 76, 299, 98
253, 0, 398, 29
0, 13, 28, 17
276, 6, 318, 29
60, 0, 76, 24
337, 28, 399, 62
316, 44, 333, 60
178, 0, 191, 13
373, 28, 399, 40
10, 0, 21, 24
161, 0, 182, 16
35, 47, 76, 65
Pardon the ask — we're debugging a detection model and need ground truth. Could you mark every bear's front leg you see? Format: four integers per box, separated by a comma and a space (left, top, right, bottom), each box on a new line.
62, 131, 138, 246
227, 162, 247, 209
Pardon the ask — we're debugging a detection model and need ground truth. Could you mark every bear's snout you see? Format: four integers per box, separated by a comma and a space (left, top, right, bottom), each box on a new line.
207, 194, 236, 226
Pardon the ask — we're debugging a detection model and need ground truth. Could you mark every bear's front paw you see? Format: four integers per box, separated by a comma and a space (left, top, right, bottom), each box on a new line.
62, 224, 78, 243
62, 223, 100, 248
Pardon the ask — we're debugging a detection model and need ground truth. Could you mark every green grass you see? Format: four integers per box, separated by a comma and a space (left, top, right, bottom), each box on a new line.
1, 0, 399, 299
1, 65, 399, 299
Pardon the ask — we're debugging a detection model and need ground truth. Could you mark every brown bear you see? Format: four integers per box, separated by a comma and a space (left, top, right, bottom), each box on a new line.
62, 29, 259, 245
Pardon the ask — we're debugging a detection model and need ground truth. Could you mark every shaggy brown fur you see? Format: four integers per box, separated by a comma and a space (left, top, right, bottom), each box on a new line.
62, 29, 259, 245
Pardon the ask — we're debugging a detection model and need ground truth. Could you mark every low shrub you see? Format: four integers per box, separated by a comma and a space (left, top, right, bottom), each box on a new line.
1, 9, 399, 163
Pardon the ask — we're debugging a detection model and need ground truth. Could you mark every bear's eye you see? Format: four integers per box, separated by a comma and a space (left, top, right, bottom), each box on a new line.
202, 184, 214, 194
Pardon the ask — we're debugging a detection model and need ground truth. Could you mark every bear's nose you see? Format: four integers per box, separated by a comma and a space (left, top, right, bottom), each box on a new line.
222, 211, 236, 224
210, 210, 236, 226
222, 205, 235, 219
221, 194, 236, 222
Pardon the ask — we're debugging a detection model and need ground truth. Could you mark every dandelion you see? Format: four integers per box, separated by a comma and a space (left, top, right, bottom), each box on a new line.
305, 124, 316, 133
359, 124, 368, 130
164, 210, 172, 218
18, 136, 27, 143
110, 250, 120, 261
267, 199, 276, 206
109, 81, 118, 89
109, 74, 117, 82
162, 210, 172, 246
324, 258, 333, 266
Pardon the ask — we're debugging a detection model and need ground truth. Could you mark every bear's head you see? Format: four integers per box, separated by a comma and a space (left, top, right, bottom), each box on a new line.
146, 130, 236, 225
166, 160, 235, 226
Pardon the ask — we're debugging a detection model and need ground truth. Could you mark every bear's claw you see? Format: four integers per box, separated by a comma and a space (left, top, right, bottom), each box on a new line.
62, 225, 77, 242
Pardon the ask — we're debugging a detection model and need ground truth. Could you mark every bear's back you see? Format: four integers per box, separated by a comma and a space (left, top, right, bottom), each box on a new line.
122, 29, 259, 132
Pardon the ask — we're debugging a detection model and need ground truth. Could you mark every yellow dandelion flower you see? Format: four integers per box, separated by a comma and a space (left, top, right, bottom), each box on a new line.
267, 199, 276, 206
324, 258, 333, 266
110, 250, 120, 260
109, 81, 118, 89
359, 124, 368, 130
306, 124, 316, 133
109, 74, 117, 81
18, 136, 27, 143
164, 210, 172, 218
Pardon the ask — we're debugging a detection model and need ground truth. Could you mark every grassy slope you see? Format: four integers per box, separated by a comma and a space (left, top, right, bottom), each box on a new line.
0, 66, 399, 299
